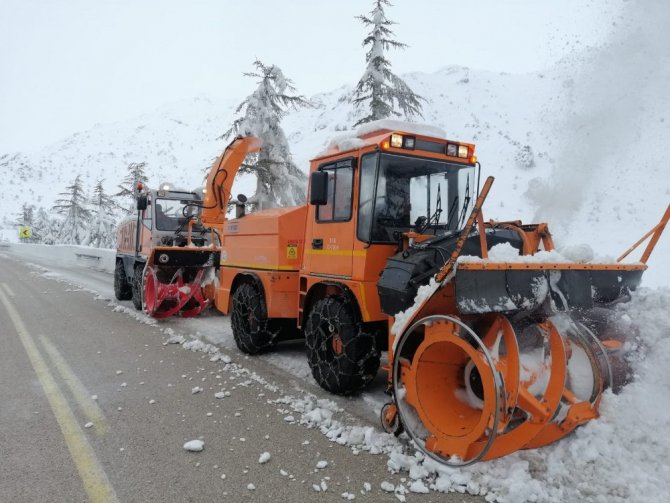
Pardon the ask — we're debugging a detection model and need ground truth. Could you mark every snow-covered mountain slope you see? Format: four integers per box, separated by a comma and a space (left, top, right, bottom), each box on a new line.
1, 14, 668, 287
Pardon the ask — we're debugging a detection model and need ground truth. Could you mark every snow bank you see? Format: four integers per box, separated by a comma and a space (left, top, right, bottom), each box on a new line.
356, 119, 447, 139
7, 243, 116, 273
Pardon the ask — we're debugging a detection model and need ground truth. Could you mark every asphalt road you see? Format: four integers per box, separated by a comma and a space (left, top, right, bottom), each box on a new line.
0, 253, 482, 503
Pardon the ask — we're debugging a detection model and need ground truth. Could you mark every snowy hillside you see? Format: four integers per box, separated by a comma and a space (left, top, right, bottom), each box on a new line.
1, 22, 668, 286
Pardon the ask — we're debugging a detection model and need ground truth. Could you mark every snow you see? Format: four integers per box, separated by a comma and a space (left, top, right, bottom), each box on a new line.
458, 242, 601, 264
258, 451, 271, 464
316, 460, 328, 469
380, 481, 395, 492
356, 119, 447, 139
183, 440, 204, 452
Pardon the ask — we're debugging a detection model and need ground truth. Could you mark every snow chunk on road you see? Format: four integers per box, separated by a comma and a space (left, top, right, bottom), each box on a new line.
409, 480, 429, 493
183, 440, 204, 452
380, 481, 395, 492
258, 452, 271, 464
191, 386, 203, 394
316, 460, 328, 469
247, 483, 255, 491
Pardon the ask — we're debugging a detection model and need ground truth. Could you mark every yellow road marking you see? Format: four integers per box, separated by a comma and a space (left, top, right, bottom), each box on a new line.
38, 334, 110, 435
2, 283, 15, 297
0, 289, 119, 503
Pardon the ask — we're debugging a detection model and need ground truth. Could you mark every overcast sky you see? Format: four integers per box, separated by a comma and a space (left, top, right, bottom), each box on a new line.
0, 0, 623, 153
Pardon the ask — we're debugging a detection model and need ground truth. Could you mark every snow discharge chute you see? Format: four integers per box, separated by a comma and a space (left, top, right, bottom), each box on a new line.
380, 176, 669, 465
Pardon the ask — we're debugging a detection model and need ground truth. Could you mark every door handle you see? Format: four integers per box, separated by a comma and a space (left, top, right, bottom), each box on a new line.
312, 238, 323, 250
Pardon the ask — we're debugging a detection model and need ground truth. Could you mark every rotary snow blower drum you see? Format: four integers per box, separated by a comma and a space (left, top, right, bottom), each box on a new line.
379, 176, 669, 465
143, 246, 218, 318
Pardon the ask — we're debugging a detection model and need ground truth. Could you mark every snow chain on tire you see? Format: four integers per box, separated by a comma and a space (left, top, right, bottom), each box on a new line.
231, 282, 281, 354
131, 264, 144, 311
114, 261, 132, 301
304, 295, 380, 395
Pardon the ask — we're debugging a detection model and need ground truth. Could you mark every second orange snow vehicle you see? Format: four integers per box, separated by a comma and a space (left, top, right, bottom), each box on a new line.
135, 123, 669, 465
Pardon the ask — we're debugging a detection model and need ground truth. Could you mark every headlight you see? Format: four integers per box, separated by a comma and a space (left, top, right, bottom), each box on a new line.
446, 144, 458, 157
458, 145, 469, 158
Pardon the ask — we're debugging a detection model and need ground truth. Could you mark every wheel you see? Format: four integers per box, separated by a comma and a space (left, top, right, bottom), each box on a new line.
114, 260, 132, 300
381, 402, 403, 436
304, 296, 380, 395
231, 282, 278, 354
131, 264, 144, 311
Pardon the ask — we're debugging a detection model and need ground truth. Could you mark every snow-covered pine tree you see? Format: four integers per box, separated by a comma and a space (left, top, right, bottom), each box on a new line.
351, 0, 424, 126
52, 175, 91, 245
115, 162, 149, 213
82, 179, 117, 248
224, 60, 309, 209
32, 207, 58, 245
16, 202, 34, 225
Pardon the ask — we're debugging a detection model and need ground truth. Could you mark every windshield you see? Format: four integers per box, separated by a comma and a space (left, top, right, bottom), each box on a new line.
154, 197, 200, 231
357, 153, 475, 243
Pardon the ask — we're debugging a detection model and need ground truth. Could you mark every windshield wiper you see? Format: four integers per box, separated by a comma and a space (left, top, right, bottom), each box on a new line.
446, 193, 459, 229
419, 183, 444, 234
457, 174, 472, 228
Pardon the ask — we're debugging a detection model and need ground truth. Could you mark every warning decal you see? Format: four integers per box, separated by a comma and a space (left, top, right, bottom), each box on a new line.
286, 243, 298, 260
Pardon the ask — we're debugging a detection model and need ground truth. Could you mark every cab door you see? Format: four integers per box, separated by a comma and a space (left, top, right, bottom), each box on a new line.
307, 158, 356, 279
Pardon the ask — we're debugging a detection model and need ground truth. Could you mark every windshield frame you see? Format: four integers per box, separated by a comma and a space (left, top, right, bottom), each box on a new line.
356, 152, 476, 244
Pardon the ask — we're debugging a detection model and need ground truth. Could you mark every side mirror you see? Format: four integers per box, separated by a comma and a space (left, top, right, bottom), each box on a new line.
309, 171, 328, 205
137, 195, 148, 211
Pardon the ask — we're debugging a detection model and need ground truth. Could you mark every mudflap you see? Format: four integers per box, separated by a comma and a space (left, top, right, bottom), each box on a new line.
455, 268, 643, 314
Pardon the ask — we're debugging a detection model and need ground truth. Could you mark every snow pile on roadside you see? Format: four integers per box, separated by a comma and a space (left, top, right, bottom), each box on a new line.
270, 288, 670, 502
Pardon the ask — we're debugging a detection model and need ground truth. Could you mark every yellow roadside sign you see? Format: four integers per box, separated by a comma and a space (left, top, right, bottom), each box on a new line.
19, 227, 31, 238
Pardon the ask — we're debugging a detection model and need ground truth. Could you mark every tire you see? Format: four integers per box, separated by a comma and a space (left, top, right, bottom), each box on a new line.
231, 282, 278, 354
304, 296, 380, 395
131, 264, 144, 311
114, 260, 132, 300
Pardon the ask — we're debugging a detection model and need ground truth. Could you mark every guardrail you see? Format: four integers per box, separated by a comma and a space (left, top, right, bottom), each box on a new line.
7, 243, 116, 274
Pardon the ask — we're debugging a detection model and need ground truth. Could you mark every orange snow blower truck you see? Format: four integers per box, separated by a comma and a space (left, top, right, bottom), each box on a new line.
132, 124, 669, 465
115, 184, 218, 318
